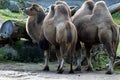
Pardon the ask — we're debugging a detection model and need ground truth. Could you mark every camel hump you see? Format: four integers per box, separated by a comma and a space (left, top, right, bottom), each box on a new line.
86, 0, 94, 10
66, 21, 72, 43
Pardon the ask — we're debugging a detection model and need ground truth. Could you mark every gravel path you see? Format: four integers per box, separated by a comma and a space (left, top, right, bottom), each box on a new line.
0, 62, 120, 80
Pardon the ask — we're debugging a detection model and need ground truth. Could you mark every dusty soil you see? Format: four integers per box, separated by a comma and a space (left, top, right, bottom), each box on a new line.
0, 62, 120, 80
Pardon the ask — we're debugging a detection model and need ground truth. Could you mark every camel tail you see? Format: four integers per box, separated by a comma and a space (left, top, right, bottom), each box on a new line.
111, 24, 119, 54
111, 24, 118, 43
66, 21, 72, 43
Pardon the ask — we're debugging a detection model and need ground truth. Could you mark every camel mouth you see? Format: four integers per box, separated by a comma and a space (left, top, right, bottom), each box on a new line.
22, 8, 29, 15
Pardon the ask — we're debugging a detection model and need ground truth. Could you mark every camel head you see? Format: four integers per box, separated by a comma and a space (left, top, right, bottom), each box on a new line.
55, 1, 71, 17
54, 4, 70, 18
23, 4, 45, 16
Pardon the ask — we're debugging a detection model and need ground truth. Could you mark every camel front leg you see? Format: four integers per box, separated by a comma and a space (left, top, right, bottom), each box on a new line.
43, 49, 50, 71
74, 40, 81, 71
56, 46, 61, 71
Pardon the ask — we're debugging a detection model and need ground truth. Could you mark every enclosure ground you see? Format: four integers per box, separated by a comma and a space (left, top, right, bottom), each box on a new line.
0, 62, 120, 80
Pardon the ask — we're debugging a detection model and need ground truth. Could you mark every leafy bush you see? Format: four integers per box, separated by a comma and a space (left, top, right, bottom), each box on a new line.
92, 52, 108, 70
112, 11, 120, 25
14, 41, 44, 63
0, 0, 9, 9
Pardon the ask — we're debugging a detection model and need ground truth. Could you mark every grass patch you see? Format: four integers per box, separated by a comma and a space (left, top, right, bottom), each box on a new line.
117, 43, 120, 54
112, 11, 120, 25
0, 9, 27, 21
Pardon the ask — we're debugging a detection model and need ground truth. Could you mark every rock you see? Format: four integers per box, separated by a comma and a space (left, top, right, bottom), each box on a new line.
7, 1, 19, 12
17, 1, 32, 10
2, 44, 17, 56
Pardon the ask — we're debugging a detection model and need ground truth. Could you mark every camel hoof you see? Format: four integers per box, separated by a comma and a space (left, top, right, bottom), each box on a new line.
106, 71, 113, 75
57, 69, 64, 74
86, 66, 93, 72
74, 67, 81, 71
57, 65, 60, 71
43, 66, 49, 71
69, 70, 74, 74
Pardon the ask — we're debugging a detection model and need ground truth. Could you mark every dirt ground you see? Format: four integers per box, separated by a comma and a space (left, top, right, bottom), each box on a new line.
0, 62, 120, 80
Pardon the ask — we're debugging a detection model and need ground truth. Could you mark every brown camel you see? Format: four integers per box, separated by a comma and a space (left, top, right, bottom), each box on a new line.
72, 1, 119, 74
72, 0, 95, 71
43, 2, 77, 73
24, 4, 51, 71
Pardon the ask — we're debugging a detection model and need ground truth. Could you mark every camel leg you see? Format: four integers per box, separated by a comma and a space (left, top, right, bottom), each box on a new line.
113, 38, 119, 61
85, 45, 93, 71
103, 42, 115, 74
43, 49, 50, 71
74, 40, 81, 71
57, 44, 65, 74
55, 46, 61, 71
69, 44, 75, 73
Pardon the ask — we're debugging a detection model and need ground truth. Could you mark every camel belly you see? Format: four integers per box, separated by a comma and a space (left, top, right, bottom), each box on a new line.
79, 28, 99, 44
26, 27, 39, 42
44, 26, 56, 45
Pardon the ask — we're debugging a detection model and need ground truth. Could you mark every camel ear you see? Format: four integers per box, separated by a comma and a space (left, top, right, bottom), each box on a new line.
0, 20, 14, 38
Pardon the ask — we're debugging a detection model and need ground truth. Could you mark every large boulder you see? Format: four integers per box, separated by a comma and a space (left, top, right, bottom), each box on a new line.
7, 1, 19, 12
1, 0, 32, 12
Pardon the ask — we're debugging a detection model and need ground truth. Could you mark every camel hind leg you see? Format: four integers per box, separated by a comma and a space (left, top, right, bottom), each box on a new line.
57, 43, 66, 74
69, 43, 75, 73
103, 41, 115, 74
74, 39, 82, 71
55, 45, 61, 71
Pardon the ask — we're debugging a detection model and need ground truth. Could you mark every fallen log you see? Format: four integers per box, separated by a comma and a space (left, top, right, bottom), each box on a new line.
108, 3, 120, 14
0, 20, 31, 47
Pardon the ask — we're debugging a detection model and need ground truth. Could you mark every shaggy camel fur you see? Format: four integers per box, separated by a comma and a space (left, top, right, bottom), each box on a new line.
72, 1, 119, 74
72, 0, 95, 71
43, 2, 77, 73
24, 4, 50, 71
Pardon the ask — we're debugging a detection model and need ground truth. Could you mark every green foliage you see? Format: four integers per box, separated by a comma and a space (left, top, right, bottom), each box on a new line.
0, 47, 19, 61
0, 48, 5, 61
0, 0, 9, 9
92, 52, 109, 70
0, 9, 27, 21
117, 43, 120, 54
112, 11, 120, 24
14, 41, 44, 63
